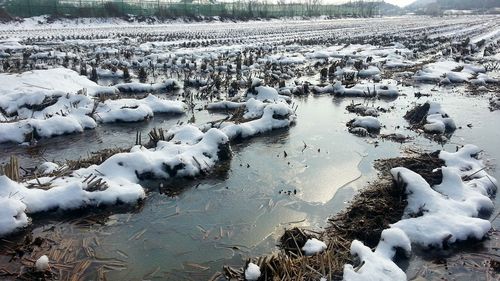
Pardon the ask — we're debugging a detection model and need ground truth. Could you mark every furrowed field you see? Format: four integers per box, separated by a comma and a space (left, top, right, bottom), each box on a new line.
0, 14, 499, 281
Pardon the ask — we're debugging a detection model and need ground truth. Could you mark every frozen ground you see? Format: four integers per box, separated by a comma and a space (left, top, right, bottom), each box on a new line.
0, 15, 499, 280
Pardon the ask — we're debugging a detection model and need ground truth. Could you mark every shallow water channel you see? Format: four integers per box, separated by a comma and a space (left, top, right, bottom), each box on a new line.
1, 85, 499, 280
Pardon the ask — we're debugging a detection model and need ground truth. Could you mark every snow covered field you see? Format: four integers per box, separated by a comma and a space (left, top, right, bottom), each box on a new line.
0, 15, 499, 280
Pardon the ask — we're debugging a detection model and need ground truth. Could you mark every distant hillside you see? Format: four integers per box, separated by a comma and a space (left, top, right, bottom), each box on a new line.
406, 0, 437, 9
406, 0, 500, 12
378, 1, 404, 16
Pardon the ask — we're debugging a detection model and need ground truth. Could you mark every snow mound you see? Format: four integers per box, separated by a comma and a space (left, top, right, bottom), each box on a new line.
221, 101, 296, 140
115, 80, 181, 93
331, 82, 399, 97
0, 69, 116, 110
0, 92, 185, 143
37, 162, 60, 175
35, 255, 50, 271
343, 145, 496, 280
389, 145, 495, 248
422, 102, 456, 134
96, 94, 185, 123
357, 66, 381, 78
414, 61, 485, 84
0, 127, 230, 237
207, 101, 245, 110
302, 238, 327, 256
343, 228, 410, 281
208, 88, 296, 140
390, 167, 492, 247
245, 262, 261, 281
0, 197, 29, 237
250, 86, 291, 102
348, 116, 381, 134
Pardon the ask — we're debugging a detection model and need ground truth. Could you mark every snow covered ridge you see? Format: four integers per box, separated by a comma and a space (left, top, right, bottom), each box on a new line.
343, 145, 497, 281
115, 80, 181, 93
343, 228, 410, 281
423, 102, 456, 134
0, 126, 231, 237
313, 82, 399, 98
414, 60, 497, 85
347, 116, 381, 136
405, 101, 456, 136
0, 69, 186, 143
207, 86, 297, 140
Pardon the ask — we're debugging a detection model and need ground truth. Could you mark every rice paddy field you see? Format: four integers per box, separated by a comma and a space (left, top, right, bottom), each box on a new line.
0, 15, 499, 281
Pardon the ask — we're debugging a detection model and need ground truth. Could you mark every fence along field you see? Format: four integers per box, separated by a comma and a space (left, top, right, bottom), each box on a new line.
1, 0, 380, 19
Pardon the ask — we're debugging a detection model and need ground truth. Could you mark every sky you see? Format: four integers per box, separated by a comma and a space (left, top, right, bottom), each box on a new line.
329, 0, 416, 7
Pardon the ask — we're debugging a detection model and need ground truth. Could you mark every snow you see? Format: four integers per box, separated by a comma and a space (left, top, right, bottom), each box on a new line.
0, 122, 32, 143
302, 238, 327, 256
38, 162, 60, 175
440, 144, 498, 195
349, 105, 379, 117
389, 145, 496, 248
35, 255, 50, 271
31, 114, 97, 137
0, 38, 31, 52
0, 126, 233, 236
207, 101, 245, 110
350, 116, 381, 131
221, 101, 295, 140
115, 80, 181, 93
0, 69, 186, 143
331, 82, 399, 97
96, 95, 185, 123
422, 102, 456, 134
424, 114, 456, 134
0, 103, 159, 142
0, 69, 116, 107
0, 197, 29, 237
414, 61, 486, 84
257, 54, 305, 65
344, 145, 496, 280
357, 66, 381, 78
164, 124, 205, 145
343, 228, 410, 281
250, 86, 291, 103
245, 262, 261, 281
